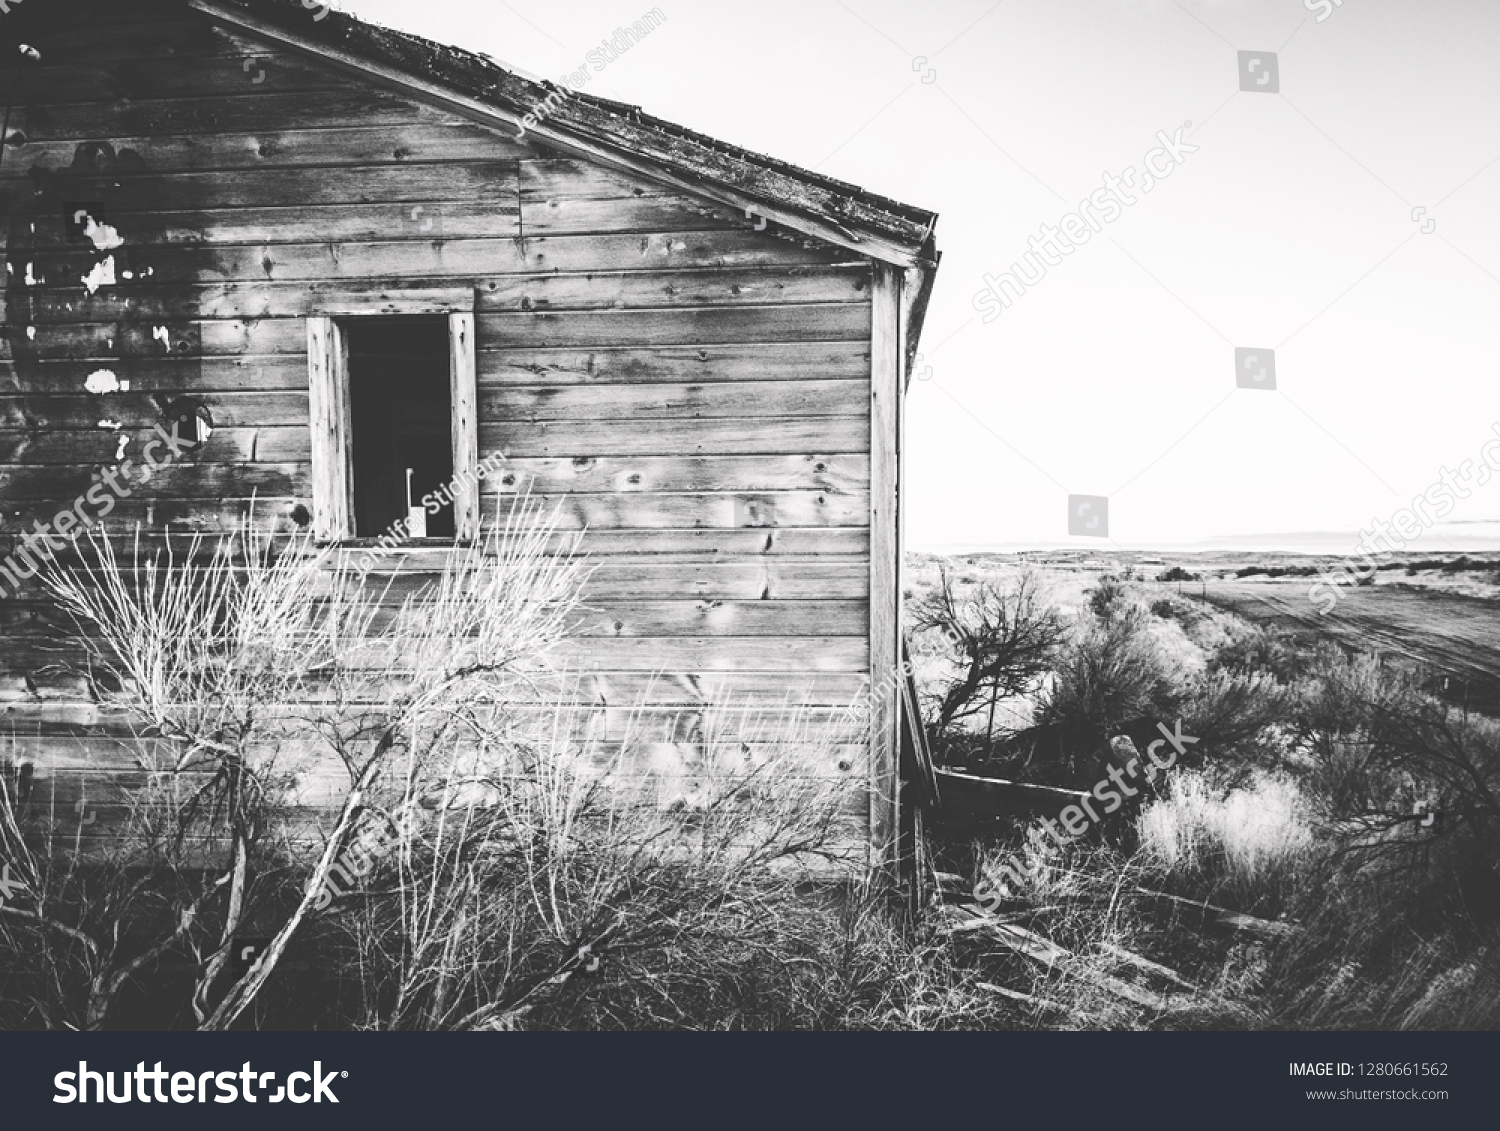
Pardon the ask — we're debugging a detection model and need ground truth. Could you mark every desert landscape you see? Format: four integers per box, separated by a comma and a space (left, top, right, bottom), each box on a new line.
901, 547, 1500, 1028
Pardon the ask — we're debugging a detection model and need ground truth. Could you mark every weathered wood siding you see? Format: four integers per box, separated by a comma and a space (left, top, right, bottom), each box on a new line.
0, 4, 875, 844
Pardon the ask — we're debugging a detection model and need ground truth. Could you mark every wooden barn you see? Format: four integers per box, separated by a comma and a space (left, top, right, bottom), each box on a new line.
0, 0, 940, 876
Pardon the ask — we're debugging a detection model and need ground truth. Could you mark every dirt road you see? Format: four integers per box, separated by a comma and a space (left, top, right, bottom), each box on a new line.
1196, 578, 1500, 713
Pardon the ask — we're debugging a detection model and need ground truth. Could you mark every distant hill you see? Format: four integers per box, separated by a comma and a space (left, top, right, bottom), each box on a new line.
917, 520, 1500, 557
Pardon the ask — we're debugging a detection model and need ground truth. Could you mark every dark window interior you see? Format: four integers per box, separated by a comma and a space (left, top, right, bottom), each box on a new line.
347, 318, 454, 539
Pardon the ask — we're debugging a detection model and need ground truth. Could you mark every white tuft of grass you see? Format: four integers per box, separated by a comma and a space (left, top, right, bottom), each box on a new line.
1136, 771, 1315, 905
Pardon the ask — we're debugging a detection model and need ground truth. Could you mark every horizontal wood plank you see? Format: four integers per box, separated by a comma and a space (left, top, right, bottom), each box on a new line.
557, 637, 867, 671
6, 123, 531, 174
0, 426, 308, 464
486, 491, 868, 530
16, 18, 247, 63
14, 283, 480, 323
476, 342, 871, 384
1, 319, 304, 360
476, 305, 870, 348
481, 267, 869, 310
14, 88, 449, 142
329, 561, 871, 601
12, 357, 310, 394
0, 524, 867, 560
480, 417, 869, 456
486, 454, 867, 494
10, 53, 363, 106
0, 461, 304, 501
480, 379, 865, 422
569, 599, 867, 638
8, 202, 523, 247
11, 272, 865, 320
11, 235, 852, 290
3, 163, 518, 213
521, 158, 750, 234
0, 392, 306, 430
0, 669, 870, 717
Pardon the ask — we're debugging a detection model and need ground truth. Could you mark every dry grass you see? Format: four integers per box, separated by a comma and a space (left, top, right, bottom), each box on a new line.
2, 515, 1024, 1031
1137, 771, 1314, 914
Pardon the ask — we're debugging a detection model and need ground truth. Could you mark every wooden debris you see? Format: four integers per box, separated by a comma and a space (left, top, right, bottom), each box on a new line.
975, 981, 1066, 1013
1101, 942, 1201, 992
932, 870, 971, 898
954, 905, 1177, 1012
1134, 887, 1302, 940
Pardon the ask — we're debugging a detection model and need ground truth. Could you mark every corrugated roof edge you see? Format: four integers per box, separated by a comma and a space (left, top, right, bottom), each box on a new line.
205, 0, 939, 265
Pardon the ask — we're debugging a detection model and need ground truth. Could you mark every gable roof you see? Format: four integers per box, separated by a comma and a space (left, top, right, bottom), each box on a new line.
190, 1, 937, 260
184, 0, 939, 365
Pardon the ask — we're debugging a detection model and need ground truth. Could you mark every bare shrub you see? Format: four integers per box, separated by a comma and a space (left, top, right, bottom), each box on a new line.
328, 698, 867, 1031
1039, 604, 1177, 732
1177, 669, 1288, 763
0, 502, 582, 1030
911, 568, 1063, 751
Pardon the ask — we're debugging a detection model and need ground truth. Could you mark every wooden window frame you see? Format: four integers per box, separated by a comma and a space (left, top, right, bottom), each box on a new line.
306, 297, 478, 544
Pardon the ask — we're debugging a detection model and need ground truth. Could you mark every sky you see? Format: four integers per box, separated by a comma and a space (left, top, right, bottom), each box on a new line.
331, 0, 1500, 553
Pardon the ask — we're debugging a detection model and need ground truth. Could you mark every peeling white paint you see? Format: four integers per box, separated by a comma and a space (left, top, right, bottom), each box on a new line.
122, 270, 134, 280
84, 369, 124, 394
153, 325, 171, 348
26, 326, 36, 340
115, 435, 129, 461
83, 216, 124, 251
97, 419, 122, 430
83, 255, 116, 294
24, 261, 38, 286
